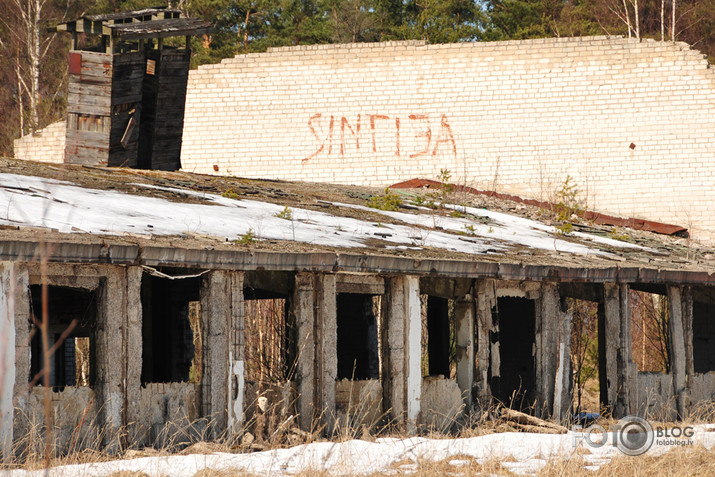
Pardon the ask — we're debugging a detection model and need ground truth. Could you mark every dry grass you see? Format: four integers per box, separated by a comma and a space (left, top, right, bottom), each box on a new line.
536, 445, 715, 476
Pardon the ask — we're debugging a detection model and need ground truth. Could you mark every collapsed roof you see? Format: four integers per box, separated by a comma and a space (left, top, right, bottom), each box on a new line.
0, 158, 712, 284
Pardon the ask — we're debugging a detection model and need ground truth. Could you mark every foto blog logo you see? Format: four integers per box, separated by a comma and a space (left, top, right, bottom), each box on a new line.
572, 416, 694, 456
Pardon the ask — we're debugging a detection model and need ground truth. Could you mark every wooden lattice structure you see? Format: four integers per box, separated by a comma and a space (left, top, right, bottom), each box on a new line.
55, 9, 212, 170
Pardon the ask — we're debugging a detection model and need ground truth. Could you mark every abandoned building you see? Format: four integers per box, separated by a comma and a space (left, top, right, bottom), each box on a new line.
0, 159, 713, 459
4, 11, 715, 458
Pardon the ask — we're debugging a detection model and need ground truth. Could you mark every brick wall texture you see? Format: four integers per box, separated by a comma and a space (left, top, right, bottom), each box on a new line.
13, 121, 66, 164
181, 36, 715, 242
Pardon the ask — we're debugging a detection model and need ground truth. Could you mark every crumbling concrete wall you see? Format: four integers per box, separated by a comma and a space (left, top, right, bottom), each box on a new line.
243, 381, 296, 441
135, 383, 200, 447
19, 387, 101, 454
635, 372, 676, 420
419, 377, 463, 431
335, 379, 382, 431
690, 373, 715, 412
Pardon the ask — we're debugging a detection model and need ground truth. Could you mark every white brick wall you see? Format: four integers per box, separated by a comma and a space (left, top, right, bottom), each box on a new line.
181, 37, 715, 243
13, 121, 66, 164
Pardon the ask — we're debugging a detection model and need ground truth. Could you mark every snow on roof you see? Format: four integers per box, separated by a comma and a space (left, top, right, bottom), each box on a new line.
0, 172, 641, 258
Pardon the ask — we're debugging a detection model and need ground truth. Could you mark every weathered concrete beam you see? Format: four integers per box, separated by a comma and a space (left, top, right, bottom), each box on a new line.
613, 284, 634, 418
336, 273, 384, 295
667, 285, 688, 417
125, 267, 143, 445
553, 297, 572, 423
455, 289, 475, 411
314, 274, 337, 433
681, 286, 694, 402
200, 270, 231, 437
293, 273, 316, 430
535, 283, 560, 418
381, 276, 421, 431
0, 263, 18, 461
3, 241, 714, 286
475, 279, 496, 407
601, 283, 620, 412
97, 266, 128, 449
420, 277, 473, 299
227, 271, 245, 433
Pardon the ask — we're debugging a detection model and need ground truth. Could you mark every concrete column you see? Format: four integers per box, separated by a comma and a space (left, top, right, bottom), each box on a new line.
681, 286, 695, 404
314, 274, 337, 433
10, 265, 29, 458
605, 283, 633, 418
404, 276, 421, 429
667, 285, 688, 417
455, 290, 475, 411
535, 284, 558, 417
200, 270, 230, 437
98, 267, 128, 449
293, 273, 315, 430
552, 291, 572, 424
125, 267, 143, 445
381, 275, 421, 431
227, 271, 245, 433
0, 263, 18, 461
475, 279, 495, 407
601, 283, 620, 412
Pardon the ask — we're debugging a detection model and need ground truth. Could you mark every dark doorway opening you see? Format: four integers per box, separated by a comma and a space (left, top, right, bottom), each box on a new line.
425, 296, 451, 377
141, 272, 201, 384
693, 300, 715, 373
490, 296, 536, 411
29, 285, 98, 391
336, 293, 379, 380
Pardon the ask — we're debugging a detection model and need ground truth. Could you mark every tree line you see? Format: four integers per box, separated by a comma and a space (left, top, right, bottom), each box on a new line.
1, 0, 713, 156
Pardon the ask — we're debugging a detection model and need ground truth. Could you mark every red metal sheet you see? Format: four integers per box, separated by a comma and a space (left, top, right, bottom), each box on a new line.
68, 51, 82, 75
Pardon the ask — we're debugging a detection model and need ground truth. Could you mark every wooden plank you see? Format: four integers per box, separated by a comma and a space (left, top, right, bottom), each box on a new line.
67, 102, 111, 116
69, 82, 112, 97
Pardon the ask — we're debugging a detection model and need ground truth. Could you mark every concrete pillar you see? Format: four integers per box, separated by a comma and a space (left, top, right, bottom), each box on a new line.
667, 285, 688, 417
533, 283, 571, 421
292, 273, 337, 432
125, 267, 143, 445
603, 283, 633, 418
381, 275, 421, 431
552, 291, 572, 424
475, 279, 495, 407
535, 283, 560, 417
681, 286, 695, 406
0, 263, 19, 461
97, 267, 128, 449
227, 271, 245, 433
200, 270, 232, 437
455, 290, 475, 411
601, 283, 620, 412
293, 273, 316, 430
314, 274, 336, 433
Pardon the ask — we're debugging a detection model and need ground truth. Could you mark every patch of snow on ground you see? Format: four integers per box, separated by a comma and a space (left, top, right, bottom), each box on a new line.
8, 426, 712, 477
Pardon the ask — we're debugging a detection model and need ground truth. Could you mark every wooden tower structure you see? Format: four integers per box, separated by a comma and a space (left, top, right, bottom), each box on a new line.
55, 8, 212, 170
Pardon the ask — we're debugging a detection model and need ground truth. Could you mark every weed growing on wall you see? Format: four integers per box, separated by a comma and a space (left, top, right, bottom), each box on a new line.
367, 188, 402, 211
